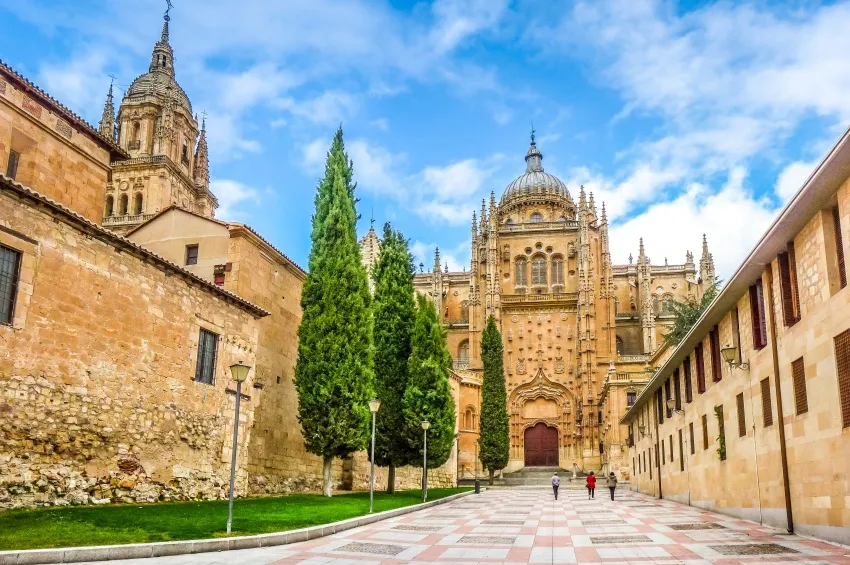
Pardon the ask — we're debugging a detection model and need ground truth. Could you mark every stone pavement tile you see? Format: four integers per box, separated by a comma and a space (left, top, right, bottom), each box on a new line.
530, 547, 577, 563
440, 547, 510, 559
574, 546, 601, 562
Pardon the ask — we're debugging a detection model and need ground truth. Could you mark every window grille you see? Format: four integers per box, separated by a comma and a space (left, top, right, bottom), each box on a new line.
736, 393, 746, 437
778, 243, 801, 325
761, 378, 773, 427
551, 258, 564, 286
749, 280, 768, 349
0, 244, 22, 325
532, 257, 547, 286
515, 258, 527, 287
6, 150, 20, 180
791, 357, 808, 415
834, 207, 847, 289
185, 244, 199, 266
834, 329, 850, 428
195, 328, 218, 385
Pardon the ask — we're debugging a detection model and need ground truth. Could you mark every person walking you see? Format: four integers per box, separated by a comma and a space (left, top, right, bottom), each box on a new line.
606, 472, 618, 500
552, 472, 561, 500
586, 471, 596, 499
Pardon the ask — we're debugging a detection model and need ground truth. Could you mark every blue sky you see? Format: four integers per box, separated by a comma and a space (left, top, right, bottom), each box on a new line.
2, 0, 849, 278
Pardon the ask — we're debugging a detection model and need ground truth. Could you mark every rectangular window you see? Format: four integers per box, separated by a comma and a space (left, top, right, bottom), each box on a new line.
649, 448, 652, 479
710, 325, 722, 382
669, 434, 673, 462
185, 244, 199, 266
689, 422, 695, 455
792, 357, 808, 415
717, 405, 726, 461
661, 439, 665, 465
750, 279, 768, 349
684, 357, 693, 403
761, 378, 773, 427
678, 429, 684, 472
778, 242, 801, 326
643, 452, 647, 476
837, 329, 850, 428
673, 368, 682, 410
665, 378, 672, 418
657, 389, 664, 424
732, 307, 742, 363
0, 244, 22, 325
195, 328, 219, 385
6, 150, 19, 180
702, 414, 709, 450
737, 393, 746, 437
627, 391, 636, 407
696, 343, 707, 393
833, 207, 847, 290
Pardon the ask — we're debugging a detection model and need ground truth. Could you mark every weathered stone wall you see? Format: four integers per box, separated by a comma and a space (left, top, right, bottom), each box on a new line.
0, 185, 263, 508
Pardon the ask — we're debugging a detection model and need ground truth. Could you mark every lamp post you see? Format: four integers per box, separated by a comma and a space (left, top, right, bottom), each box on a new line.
474, 439, 480, 494
368, 399, 381, 513
421, 420, 430, 502
721, 344, 749, 370
226, 361, 251, 535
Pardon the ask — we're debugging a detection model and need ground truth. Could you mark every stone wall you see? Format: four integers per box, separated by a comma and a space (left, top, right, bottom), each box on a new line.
0, 183, 264, 508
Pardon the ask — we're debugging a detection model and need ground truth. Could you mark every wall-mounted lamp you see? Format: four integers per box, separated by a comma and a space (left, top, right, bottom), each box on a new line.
665, 398, 684, 416
721, 344, 749, 371
637, 425, 647, 438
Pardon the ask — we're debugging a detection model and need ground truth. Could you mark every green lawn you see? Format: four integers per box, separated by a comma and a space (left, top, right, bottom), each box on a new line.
0, 488, 468, 551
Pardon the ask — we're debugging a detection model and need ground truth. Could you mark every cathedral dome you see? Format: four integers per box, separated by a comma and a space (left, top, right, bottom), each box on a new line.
501, 136, 570, 206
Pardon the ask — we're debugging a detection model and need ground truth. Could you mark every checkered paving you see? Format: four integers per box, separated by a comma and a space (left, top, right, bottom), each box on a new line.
72, 488, 850, 565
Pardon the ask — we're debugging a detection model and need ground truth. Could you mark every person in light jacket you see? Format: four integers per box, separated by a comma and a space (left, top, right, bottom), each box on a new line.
606, 472, 618, 500
552, 472, 561, 500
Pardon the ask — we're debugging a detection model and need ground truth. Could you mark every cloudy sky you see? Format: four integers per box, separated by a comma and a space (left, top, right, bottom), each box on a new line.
2, 0, 848, 277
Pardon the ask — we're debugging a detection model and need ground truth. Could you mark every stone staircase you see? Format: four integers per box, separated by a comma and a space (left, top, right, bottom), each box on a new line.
502, 466, 588, 487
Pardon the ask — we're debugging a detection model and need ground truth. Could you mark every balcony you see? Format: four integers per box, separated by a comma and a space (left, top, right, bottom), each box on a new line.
447, 318, 469, 328
500, 220, 579, 233
102, 213, 156, 227
501, 292, 578, 304
453, 359, 470, 371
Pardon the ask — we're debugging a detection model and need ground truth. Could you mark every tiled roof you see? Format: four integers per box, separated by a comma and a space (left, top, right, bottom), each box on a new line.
0, 174, 269, 318
0, 59, 129, 159
228, 223, 307, 278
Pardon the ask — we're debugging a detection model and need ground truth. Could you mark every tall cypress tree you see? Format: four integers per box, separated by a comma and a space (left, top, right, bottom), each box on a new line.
403, 294, 456, 482
295, 128, 374, 497
372, 223, 416, 494
479, 316, 509, 485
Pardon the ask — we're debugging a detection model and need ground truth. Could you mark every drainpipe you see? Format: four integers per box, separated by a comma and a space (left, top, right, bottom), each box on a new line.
653, 394, 663, 499
764, 267, 794, 533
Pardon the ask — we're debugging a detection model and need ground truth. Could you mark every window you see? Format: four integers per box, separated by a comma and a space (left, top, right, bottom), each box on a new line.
716, 405, 726, 461
695, 343, 706, 393
633, 457, 635, 474
458, 340, 470, 363
0, 245, 22, 325
133, 193, 143, 215
185, 244, 199, 266
551, 257, 564, 286
6, 150, 19, 180
464, 407, 476, 430
835, 329, 850, 428
133, 122, 141, 141
673, 368, 682, 410
778, 243, 801, 326
515, 258, 527, 287
460, 301, 469, 322
737, 393, 746, 437
678, 429, 684, 472
532, 257, 547, 286
104, 195, 114, 217
656, 389, 664, 424
627, 391, 636, 407
195, 328, 218, 384
662, 294, 674, 315
661, 439, 665, 465
684, 357, 693, 403
616, 335, 624, 355
833, 207, 847, 290
749, 279, 768, 349
792, 357, 808, 415
665, 378, 672, 418
530, 212, 543, 223
732, 307, 742, 363
598, 410, 603, 425
701, 414, 709, 450
643, 452, 647, 476
689, 422, 695, 455
669, 434, 673, 462
118, 194, 128, 216
710, 325, 722, 382
653, 295, 659, 314
182, 139, 189, 164
649, 448, 652, 479
761, 378, 773, 427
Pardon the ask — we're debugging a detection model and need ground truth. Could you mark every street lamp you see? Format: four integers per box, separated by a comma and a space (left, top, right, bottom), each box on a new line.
226, 361, 251, 535
421, 420, 430, 502
665, 398, 684, 416
474, 438, 480, 494
721, 344, 749, 370
368, 399, 381, 513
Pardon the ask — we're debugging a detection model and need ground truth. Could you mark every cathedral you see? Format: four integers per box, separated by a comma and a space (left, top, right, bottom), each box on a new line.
362, 135, 716, 478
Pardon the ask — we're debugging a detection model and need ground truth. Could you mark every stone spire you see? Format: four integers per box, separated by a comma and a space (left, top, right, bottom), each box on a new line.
98, 81, 115, 141
480, 199, 487, 236
637, 237, 655, 353
489, 191, 497, 229
638, 237, 646, 263
525, 128, 543, 173
148, 5, 176, 77
700, 233, 716, 287
193, 117, 209, 190
471, 211, 478, 242
600, 201, 607, 224
434, 247, 441, 273
579, 185, 587, 212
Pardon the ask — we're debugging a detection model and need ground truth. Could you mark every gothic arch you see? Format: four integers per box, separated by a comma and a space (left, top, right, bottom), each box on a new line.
133, 193, 144, 215
508, 368, 576, 463
104, 195, 114, 217
118, 194, 129, 216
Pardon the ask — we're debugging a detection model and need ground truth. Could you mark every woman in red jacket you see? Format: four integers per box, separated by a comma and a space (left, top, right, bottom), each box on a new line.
586, 471, 596, 499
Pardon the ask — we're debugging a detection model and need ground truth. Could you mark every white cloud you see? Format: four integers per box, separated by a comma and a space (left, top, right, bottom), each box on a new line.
368, 118, 389, 131
411, 240, 470, 273
347, 139, 406, 195
775, 160, 818, 203
430, 0, 509, 54
278, 91, 359, 125
210, 179, 261, 220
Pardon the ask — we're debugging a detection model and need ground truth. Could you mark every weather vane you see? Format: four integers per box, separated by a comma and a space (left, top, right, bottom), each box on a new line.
530, 122, 536, 144
164, 0, 174, 20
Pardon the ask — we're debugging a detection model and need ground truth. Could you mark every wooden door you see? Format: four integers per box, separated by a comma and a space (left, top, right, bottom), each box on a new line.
524, 423, 559, 466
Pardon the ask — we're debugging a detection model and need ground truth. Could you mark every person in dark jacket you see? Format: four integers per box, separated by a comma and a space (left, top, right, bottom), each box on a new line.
586, 471, 596, 499
552, 472, 561, 500
606, 472, 618, 500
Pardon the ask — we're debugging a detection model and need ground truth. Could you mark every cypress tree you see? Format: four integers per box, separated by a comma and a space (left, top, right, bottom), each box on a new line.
295, 128, 374, 497
403, 294, 456, 486
479, 316, 509, 485
372, 223, 416, 493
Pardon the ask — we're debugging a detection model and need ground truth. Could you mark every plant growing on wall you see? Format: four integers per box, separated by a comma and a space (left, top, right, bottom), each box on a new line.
479, 316, 510, 485
714, 405, 726, 461
372, 223, 417, 493
295, 127, 374, 497
663, 279, 721, 346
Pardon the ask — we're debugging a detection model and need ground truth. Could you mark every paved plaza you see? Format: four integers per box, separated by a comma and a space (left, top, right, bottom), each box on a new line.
71, 487, 850, 565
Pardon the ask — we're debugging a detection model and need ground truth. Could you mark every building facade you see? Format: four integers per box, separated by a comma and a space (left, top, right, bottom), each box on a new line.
623, 126, 850, 545
363, 136, 714, 479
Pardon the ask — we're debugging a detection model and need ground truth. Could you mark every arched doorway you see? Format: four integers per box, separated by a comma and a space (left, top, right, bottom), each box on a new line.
524, 423, 558, 467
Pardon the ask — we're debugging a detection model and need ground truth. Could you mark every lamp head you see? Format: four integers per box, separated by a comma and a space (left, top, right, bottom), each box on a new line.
421, 420, 430, 431
368, 398, 381, 413
720, 344, 737, 364
229, 361, 251, 383
665, 398, 676, 411
638, 425, 646, 435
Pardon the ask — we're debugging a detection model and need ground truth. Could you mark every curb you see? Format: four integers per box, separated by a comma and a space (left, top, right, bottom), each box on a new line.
0, 490, 474, 565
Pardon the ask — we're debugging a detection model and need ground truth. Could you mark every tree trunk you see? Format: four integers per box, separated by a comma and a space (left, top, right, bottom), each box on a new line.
322, 455, 333, 497
489, 468, 494, 486
387, 464, 396, 494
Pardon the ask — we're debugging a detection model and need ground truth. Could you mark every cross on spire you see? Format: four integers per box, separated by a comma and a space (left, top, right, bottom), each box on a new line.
530, 122, 536, 145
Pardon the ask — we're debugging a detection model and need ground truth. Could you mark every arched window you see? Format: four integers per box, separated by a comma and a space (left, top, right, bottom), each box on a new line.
132, 122, 140, 141
530, 212, 543, 223
551, 256, 564, 286
616, 335, 624, 355
458, 340, 470, 363
104, 195, 114, 217
557, 216, 567, 222
118, 194, 129, 216
532, 256, 547, 286
505, 218, 514, 225
662, 294, 674, 314
460, 301, 469, 322
464, 406, 477, 430
133, 193, 143, 215
182, 139, 189, 163
515, 257, 528, 287
614, 297, 619, 315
